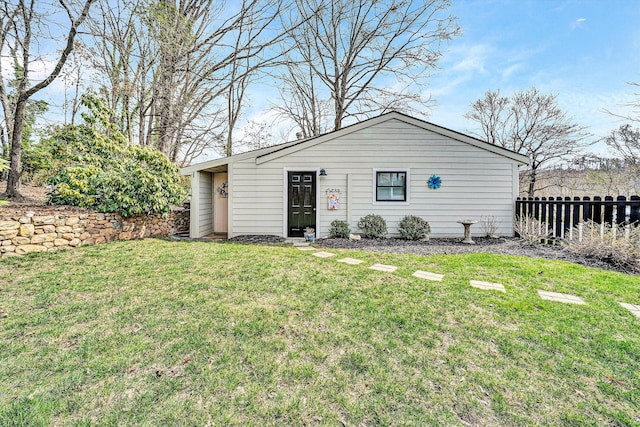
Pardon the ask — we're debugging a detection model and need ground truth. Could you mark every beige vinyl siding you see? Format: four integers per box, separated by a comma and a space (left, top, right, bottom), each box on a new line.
229, 158, 284, 235
228, 118, 520, 238
197, 171, 213, 237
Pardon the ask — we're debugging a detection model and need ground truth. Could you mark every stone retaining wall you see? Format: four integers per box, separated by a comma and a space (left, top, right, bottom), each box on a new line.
0, 207, 189, 257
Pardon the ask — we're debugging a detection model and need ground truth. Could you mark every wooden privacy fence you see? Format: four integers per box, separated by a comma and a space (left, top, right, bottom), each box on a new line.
515, 196, 640, 240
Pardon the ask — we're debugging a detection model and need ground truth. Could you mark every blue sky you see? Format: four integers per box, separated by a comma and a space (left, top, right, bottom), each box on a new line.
427, 0, 640, 152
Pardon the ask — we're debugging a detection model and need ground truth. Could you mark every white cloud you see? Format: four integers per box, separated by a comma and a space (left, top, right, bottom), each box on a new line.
501, 63, 522, 80
449, 44, 491, 74
571, 17, 587, 30
428, 75, 472, 98
427, 43, 495, 99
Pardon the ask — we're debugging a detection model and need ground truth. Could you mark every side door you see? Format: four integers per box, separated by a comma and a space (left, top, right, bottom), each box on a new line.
287, 171, 316, 237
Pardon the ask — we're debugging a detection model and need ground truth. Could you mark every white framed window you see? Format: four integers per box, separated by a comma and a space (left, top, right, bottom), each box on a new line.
373, 168, 410, 204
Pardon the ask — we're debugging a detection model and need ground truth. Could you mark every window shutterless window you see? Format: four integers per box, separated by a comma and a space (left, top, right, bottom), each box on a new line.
376, 171, 406, 201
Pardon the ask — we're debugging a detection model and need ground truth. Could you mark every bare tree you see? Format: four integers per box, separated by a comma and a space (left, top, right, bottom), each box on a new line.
605, 124, 640, 171
465, 88, 591, 197
60, 44, 88, 126
273, 60, 333, 138
83, 0, 288, 163
0, 0, 95, 198
603, 81, 640, 124
274, 0, 459, 136
240, 120, 274, 151
83, 0, 152, 140
221, 0, 289, 157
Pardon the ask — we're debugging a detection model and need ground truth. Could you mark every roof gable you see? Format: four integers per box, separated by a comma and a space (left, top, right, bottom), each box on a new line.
181, 111, 529, 175
256, 112, 529, 165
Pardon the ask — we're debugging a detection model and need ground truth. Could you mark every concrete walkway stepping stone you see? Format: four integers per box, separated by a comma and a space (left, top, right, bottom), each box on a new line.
296, 246, 316, 251
337, 257, 364, 265
537, 290, 585, 305
470, 280, 505, 292
413, 271, 444, 281
312, 251, 336, 258
619, 302, 640, 318
369, 263, 397, 272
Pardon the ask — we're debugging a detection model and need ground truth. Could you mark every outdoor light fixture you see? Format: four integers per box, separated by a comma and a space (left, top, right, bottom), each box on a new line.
319, 169, 327, 176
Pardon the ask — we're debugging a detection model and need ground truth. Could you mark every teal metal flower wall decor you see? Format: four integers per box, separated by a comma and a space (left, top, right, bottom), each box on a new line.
427, 175, 442, 189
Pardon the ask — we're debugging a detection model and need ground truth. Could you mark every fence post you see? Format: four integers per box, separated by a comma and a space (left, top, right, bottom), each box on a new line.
616, 195, 627, 226
630, 195, 640, 225
548, 197, 555, 238
593, 196, 602, 224
604, 196, 614, 227
582, 196, 591, 225
578, 221, 583, 242
552, 197, 563, 238
571, 196, 581, 241
563, 196, 571, 239
540, 197, 549, 237
515, 198, 522, 237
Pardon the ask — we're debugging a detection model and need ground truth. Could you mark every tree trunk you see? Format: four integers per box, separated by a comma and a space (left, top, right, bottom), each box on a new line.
0, 125, 7, 158
4, 97, 27, 198
527, 169, 537, 198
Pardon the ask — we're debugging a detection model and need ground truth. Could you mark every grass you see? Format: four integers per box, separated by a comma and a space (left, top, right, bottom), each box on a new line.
1, 239, 639, 426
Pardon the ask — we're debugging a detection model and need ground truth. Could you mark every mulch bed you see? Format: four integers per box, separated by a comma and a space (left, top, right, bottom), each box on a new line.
226, 235, 287, 244
227, 234, 638, 276
317, 237, 639, 275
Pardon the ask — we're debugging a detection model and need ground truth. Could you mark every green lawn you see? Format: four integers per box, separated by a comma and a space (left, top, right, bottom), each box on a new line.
1, 239, 639, 426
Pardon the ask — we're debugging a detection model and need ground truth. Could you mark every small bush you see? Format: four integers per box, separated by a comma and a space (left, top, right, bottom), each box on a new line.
329, 220, 350, 238
480, 215, 500, 238
565, 220, 640, 272
398, 215, 430, 240
357, 214, 387, 238
513, 216, 551, 244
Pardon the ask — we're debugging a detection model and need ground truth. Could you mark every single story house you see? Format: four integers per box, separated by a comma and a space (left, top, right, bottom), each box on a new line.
180, 112, 529, 239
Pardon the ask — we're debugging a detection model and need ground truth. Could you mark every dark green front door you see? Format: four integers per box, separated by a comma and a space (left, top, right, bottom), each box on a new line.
288, 171, 316, 237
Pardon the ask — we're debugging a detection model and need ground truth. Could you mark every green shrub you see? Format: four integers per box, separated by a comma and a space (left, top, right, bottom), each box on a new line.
46, 93, 186, 216
357, 214, 387, 238
398, 215, 431, 240
329, 220, 350, 238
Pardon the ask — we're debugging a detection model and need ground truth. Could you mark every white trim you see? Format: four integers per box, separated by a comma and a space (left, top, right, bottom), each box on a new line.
190, 171, 200, 238
211, 173, 216, 232
513, 163, 521, 200
372, 168, 411, 206
227, 163, 234, 237
347, 173, 352, 225
282, 167, 321, 238
511, 163, 520, 237
180, 140, 302, 175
